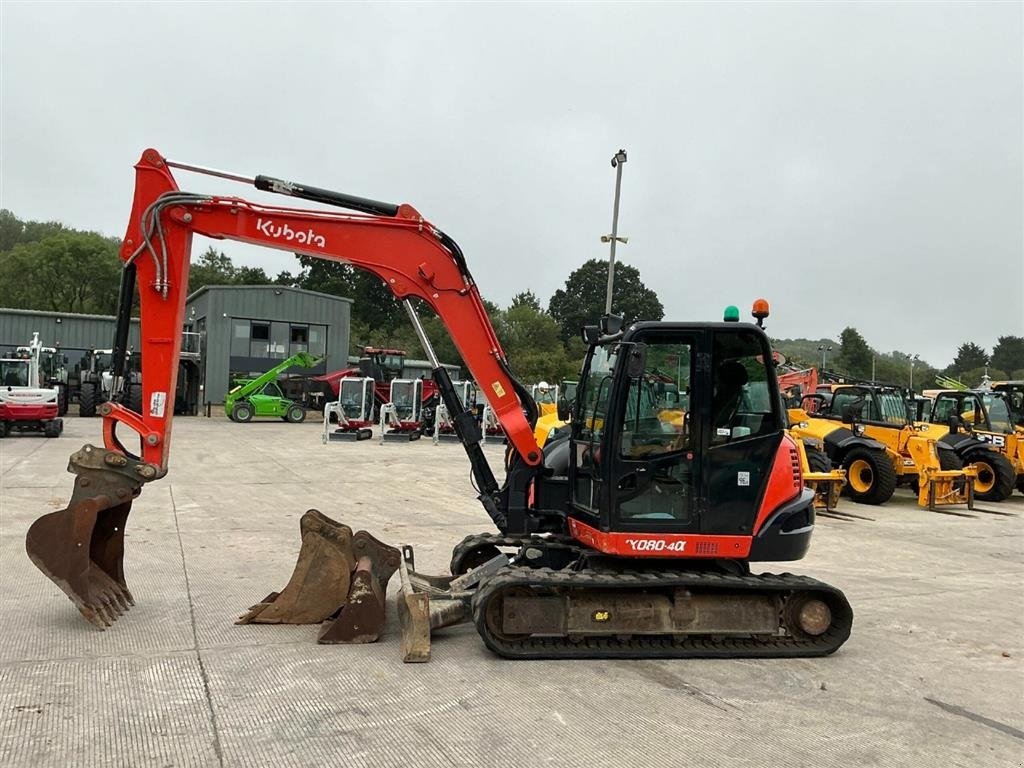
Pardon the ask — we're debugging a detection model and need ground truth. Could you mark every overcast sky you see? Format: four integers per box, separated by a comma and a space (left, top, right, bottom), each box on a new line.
1, 2, 1021, 366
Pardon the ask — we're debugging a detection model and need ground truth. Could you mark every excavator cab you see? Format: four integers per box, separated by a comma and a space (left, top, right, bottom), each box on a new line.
567, 320, 809, 560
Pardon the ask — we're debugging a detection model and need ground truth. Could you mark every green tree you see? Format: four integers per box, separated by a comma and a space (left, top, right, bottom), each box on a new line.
835, 327, 873, 378
187, 247, 272, 293
0, 231, 121, 313
291, 255, 405, 336
991, 336, 1024, 375
548, 259, 663, 341
509, 290, 542, 312
0, 209, 67, 252
960, 366, 1007, 388
494, 300, 574, 383
946, 342, 989, 375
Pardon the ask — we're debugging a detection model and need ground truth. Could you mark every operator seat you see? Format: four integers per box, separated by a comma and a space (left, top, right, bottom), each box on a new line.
713, 360, 748, 433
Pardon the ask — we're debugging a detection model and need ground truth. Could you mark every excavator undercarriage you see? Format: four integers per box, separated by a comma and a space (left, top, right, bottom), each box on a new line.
397, 534, 852, 662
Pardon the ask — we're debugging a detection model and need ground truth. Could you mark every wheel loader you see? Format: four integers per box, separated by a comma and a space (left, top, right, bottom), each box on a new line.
25, 149, 851, 661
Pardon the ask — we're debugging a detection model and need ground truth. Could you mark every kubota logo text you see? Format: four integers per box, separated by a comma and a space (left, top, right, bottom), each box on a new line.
256, 218, 327, 248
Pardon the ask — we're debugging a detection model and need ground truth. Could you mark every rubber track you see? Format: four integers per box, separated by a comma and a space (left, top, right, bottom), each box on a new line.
470, 567, 853, 660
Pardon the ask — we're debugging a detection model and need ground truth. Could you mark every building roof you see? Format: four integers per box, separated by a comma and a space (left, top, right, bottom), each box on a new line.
186, 284, 354, 305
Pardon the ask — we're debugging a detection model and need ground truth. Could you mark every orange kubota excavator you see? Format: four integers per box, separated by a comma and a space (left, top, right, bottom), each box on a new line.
26, 150, 852, 660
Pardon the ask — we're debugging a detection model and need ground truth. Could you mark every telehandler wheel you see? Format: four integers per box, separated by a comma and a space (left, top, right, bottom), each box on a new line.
841, 448, 896, 505
232, 402, 254, 423
806, 446, 832, 473
963, 450, 1016, 502
285, 405, 306, 423
79, 382, 97, 417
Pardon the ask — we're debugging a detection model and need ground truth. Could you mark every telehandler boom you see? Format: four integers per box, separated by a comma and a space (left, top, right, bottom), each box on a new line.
26, 150, 851, 659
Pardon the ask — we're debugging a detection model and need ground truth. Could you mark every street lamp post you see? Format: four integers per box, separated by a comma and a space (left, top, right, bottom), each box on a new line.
602, 149, 629, 315
909, 354, 920, 392
818, 344, 832, 371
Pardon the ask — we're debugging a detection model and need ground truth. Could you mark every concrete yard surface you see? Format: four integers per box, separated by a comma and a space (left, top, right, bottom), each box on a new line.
1, 417, 1022, 767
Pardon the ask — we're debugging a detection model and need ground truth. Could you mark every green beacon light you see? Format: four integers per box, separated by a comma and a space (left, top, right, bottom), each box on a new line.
723, 305, 740, 323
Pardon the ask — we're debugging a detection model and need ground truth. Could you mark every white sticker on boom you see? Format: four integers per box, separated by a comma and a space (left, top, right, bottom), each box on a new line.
737, 471, 750, 487
150, 391, 167, 418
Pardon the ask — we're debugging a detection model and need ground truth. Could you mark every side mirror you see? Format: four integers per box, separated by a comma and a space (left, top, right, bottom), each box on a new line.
626, 342, 647, 379
947, 414, 960, 434
557, 397, 571, 421
600, 315, 623, 336
581, 325, 600, 345
841, 405, 857, 425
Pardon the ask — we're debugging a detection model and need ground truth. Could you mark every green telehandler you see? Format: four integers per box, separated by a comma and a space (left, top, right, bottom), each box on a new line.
224, 351, 324, 423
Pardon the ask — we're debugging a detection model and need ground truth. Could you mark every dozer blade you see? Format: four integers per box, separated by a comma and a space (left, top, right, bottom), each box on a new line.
318, 531, 402, 644
25, 444, 154, 629
238, 509, 358, 625
396, 545, 507, 662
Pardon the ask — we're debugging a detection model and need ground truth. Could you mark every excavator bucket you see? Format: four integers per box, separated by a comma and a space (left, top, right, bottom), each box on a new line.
238, 511, 402, 644
25, 445, 151, 629
237, 510, 358, 625
317, 531, 401, 644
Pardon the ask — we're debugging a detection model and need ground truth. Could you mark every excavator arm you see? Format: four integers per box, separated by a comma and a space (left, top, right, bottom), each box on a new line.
115, 148, 542, 469
26, 149, 545, 628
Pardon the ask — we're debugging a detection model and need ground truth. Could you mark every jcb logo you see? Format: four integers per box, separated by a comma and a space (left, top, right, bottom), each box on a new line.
977, 434, 1006, 448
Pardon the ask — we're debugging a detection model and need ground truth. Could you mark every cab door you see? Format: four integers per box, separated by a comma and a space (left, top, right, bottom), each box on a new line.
608, 332, 704, 534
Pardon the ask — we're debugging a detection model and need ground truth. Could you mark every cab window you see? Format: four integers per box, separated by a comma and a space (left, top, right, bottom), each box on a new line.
619, 342, 692, 458
710, 330, 779, 443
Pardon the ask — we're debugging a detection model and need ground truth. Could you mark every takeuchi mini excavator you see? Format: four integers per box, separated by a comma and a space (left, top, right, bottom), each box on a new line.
25, 150, 852, 659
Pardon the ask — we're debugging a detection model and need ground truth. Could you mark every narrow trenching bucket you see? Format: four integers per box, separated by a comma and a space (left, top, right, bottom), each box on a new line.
317, 531, 401, 644
25, 445, 153, 629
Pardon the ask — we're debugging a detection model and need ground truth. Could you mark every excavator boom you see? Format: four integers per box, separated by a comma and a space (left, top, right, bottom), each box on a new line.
26, 149, 543, 628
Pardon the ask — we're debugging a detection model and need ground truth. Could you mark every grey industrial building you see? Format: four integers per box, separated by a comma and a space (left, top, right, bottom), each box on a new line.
0, 285, 467, 414
0, 285, 352, 412
0, 308, 141, 364
184, 285, 351, 407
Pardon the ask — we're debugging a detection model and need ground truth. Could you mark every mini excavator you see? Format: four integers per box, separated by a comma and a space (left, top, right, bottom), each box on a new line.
25, 150, 852, 659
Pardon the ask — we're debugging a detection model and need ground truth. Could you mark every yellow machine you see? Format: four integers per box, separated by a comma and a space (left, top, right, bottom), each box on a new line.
925, 388, 1023, 497
531, 382, 567, 447
790, 434, 846, 512
787, 383, 1005, 511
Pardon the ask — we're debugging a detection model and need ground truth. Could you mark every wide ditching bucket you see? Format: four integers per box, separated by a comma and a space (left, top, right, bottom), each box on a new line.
238, 510, 401, 644
25, 444, 156, 629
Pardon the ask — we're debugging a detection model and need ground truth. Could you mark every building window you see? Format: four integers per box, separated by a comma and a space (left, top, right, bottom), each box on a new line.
308, 325, 327, 356
290, 325, 309, 354
231, 321, 250, 357
250, 322, 270, 358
